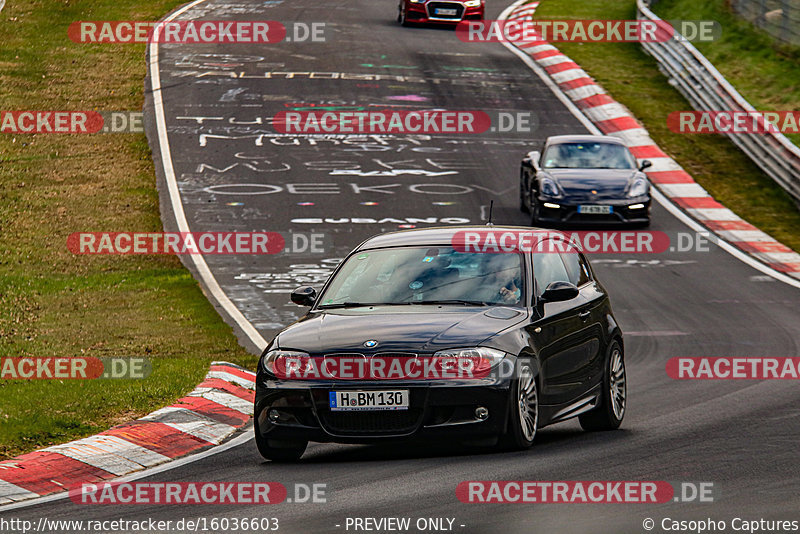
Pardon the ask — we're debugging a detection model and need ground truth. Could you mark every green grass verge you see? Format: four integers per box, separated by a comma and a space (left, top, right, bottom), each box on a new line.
0, 0, 257, 459
531, 0, 800, 252
657, 0, 800, 146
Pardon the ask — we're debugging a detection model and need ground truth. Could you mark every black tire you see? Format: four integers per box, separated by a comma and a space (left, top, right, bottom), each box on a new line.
398, 6, 409, 26
579, 340, 626, 431
500, 361, 538, 450
530, 200, 540, 227
519, 183, 529, 213
254, 419, 307, 462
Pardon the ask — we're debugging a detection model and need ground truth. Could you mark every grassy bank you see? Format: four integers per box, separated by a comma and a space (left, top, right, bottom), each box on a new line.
0, 0, 257, 459
531, 0, 800, 252
657, 0, 800, 146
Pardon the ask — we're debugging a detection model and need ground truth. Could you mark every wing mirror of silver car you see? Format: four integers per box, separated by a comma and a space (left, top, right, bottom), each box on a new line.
638, 159, 653, 171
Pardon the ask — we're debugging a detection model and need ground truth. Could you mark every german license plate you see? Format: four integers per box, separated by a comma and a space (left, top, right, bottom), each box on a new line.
329, 390, 409, 411
578, 205, 613, 214
435, 8, 458, 15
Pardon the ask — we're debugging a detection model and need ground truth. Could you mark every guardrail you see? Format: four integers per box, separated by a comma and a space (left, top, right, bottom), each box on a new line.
637, 0, 800, 205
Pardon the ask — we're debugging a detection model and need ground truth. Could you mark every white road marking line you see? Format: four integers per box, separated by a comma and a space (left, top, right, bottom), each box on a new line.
148, 0, 267, 352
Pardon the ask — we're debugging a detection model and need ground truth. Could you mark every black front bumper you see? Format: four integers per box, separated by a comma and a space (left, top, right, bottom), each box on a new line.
255, 377, 511, 444
536, 197, 651, 226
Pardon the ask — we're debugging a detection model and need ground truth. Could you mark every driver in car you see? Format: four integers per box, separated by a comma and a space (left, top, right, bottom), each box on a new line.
499, 277, 521, 304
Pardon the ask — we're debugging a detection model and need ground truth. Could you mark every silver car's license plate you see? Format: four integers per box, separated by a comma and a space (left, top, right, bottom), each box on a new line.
435, 8, 458, 15
329, 390, 409, 411
578, 205, 613, 214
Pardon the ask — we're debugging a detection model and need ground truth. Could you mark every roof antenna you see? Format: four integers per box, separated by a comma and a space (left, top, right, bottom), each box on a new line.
486, 200, 494, 227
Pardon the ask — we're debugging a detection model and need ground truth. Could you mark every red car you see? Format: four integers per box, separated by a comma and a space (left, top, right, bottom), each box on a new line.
398, 0, 485, 26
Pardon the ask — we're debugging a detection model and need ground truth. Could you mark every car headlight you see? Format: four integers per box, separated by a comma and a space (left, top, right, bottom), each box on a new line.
433, 347, 506, 376
261, 350, 309, 374
464, 0, 482, 6
627, 178, 649, 198
409, 0, 426, 3
540, 177, 563, 198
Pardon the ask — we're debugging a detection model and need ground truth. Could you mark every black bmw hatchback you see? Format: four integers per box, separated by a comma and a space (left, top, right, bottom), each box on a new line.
254, 226, 626, 461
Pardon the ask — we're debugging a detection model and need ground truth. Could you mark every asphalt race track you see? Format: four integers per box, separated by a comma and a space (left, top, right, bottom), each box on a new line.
5, 0, 800, 532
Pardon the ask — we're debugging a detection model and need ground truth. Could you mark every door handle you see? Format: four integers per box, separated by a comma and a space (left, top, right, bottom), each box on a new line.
578, 310, 591, 320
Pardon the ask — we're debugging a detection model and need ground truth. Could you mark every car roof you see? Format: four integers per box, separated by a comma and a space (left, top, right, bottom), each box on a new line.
545, 134, 626, 146
354, 225, 567, 251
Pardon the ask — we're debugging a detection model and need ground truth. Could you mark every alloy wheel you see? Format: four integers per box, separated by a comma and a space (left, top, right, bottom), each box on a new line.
609, 347, 626, 420
517, 368, 538, 442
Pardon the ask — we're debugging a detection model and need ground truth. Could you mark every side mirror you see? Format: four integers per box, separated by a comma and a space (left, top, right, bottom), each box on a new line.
540, 281, 579, 303
529, 150, 541, 170
638, 159, 653, 171
290, 286, 317, 306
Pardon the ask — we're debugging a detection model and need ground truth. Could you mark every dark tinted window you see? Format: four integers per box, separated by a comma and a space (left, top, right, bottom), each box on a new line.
542, 142, 636, 170
560, 247, 591, 287
319, 247, 524, 306
532, 243, 570, 296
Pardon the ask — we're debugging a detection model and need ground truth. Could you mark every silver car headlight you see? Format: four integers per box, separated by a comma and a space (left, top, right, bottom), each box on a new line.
432, 347, 506, 376
261, 350, 309, 374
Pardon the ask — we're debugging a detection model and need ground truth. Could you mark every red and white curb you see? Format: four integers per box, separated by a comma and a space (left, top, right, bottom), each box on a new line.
0, 362, 255, 505
503, 0, 800, 281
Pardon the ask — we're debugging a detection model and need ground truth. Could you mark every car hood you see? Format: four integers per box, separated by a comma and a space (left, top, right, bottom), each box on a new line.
276, 306, 527, 354
543, 168, 639, 199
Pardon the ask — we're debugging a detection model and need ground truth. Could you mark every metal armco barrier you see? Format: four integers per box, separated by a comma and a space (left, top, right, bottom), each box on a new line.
637, 0, 800, 205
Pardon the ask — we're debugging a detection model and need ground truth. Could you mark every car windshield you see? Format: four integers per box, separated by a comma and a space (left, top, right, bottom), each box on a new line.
317, 247, 524, 307
542, 142, 636, 170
